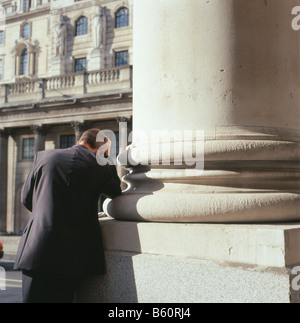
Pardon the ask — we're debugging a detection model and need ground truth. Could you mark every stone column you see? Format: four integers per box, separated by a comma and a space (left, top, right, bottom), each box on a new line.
105, 0, 300, 223
0, 131, 8, 233
6, 131, 17, 234
117, 117, 130, 155
29, 48, 35, 77
116, 117, 131, 191
31, 0, 38, 10
16, 0, 22, 13
71, 121, 87, 143
15, 55, 20, 77
30, 125, 47, 153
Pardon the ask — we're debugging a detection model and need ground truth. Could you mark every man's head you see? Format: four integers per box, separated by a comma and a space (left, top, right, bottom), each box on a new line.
78, 128, 106, 152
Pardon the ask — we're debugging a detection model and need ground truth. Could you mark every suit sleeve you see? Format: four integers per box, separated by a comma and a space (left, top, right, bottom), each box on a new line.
21, 153, 38, 212
102, 161, 122, 199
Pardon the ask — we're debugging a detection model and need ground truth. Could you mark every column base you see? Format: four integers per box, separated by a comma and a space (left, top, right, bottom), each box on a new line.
78, 219, 300, 303
105, 131, 300, 223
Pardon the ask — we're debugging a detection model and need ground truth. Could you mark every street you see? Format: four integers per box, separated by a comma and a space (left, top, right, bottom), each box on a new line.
0, 253, 22, 303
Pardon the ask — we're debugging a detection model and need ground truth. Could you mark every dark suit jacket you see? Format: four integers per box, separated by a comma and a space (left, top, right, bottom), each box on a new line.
14, 145, 122, 277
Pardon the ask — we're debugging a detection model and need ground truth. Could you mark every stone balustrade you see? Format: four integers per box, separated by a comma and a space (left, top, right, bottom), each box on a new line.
87, 68, 120, 85
8, 81, 37, 95
0, 65, 132, 104
45, 74, 76, 91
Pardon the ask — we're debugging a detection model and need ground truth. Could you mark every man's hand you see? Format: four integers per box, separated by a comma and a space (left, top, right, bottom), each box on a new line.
104, 137, 111, 157
96, 137, 112, 166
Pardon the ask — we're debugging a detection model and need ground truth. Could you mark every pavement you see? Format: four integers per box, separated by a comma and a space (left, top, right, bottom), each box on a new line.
0, 253, 22, 303
0, 236, 22, 303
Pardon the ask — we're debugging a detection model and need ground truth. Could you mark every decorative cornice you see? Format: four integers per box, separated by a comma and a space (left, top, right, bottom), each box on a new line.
5, 7, 50, 24
0, 89, 132, 111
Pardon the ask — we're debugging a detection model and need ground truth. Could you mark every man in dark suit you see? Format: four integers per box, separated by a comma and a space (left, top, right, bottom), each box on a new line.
14, 128, 122, 303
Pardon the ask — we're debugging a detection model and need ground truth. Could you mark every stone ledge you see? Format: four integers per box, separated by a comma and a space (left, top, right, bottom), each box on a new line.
79, 250, 298, 303
99, 218, 300, 268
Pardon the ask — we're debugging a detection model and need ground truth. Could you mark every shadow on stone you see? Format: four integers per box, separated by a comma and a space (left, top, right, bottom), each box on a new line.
78, 222, 141, 303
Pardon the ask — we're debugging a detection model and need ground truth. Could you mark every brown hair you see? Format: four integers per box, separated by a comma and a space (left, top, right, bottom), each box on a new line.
78, 128, 105, 149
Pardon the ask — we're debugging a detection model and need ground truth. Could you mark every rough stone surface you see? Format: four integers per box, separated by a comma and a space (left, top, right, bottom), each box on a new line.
78, 251, 297, 303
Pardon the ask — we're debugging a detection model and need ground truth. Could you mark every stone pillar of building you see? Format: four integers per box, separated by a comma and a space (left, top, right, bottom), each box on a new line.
0, 131, 8, 233
71, 121, 87, 143
31, 0, 38, 10
6, 131, 17, 234
117, 117, 130, 156
116, 117, 131, 191
104, 0, 300, 223
16, 0, 22, 13
31, 125, 47, 153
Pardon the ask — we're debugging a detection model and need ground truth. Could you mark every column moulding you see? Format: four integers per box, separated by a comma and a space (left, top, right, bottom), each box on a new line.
104, 0, 300, 223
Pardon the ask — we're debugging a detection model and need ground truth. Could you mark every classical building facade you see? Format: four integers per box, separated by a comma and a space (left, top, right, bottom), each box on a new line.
0, 0, 133, 234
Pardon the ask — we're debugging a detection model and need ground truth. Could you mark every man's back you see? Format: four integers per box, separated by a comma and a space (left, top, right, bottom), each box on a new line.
14, 144, 122, 276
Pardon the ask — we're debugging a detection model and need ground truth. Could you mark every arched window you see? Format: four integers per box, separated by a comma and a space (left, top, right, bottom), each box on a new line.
75, 16, 88, 36
115, 8, 129, 28
22, 23, 31, 38
20, 48, 28, 75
